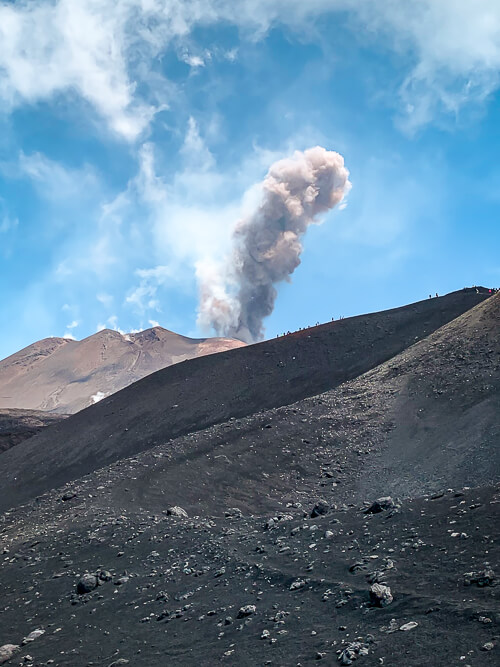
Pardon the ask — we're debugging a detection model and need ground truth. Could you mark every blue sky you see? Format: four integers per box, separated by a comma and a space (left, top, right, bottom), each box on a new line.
0, 0, 499, 359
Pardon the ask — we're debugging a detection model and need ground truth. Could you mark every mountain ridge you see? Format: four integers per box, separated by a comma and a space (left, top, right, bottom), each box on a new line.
0, 326, 246, 414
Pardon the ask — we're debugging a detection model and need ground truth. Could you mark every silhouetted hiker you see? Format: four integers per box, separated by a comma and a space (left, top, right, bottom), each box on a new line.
429, 294, 432, 299
435, 292, 438, 297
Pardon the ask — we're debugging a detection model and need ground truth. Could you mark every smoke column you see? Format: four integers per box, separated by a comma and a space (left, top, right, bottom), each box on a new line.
197, 146, 351, 342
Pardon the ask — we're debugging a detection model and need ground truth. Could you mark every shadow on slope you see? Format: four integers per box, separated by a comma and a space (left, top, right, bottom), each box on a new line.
0, 288, 492, 513
0, 409, 68, 453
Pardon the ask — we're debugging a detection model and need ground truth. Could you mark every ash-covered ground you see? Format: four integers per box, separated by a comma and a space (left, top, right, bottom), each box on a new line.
0, 289, 498, 666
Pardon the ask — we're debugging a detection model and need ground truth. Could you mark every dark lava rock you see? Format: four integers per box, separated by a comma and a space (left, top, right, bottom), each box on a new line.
464, 568, 496, 587
166, 506, 189, 518
311, 499, 329, 517
338, 640, 369, 665
224, 507, 243, 518
61, 491, 77, 501
364, 496, 398, 514
369, 583, 393, 607
77, 573, 99, 594
237, 604, 256, 618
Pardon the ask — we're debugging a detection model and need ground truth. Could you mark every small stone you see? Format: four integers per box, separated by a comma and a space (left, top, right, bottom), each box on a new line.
77, 573, 98, 594
61, 491, 76, 501
224, 508, 242, 518
481, 642, 494, 651
325, 530, 335, 539
167, 506, 189, 518
311, 499, 329, 517
22, 629, 45, 645
261, 630, 270, 639
237, 604, 256, 618
370, 583, 393, 607
380, 618, 399, 634
463, 568, 496, 587
290, 579, 306, 591
399, 621, 418, 631
108, 660, 130, 666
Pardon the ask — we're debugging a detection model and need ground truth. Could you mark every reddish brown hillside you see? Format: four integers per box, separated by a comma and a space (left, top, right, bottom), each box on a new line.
0, 327, 245, 414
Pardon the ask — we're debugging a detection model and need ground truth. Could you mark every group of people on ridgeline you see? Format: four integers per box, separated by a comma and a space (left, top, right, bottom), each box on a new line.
429, 286, 499, 299
467, 285, 499, 294
276, 285, 499, 339
276, 315, 346, 338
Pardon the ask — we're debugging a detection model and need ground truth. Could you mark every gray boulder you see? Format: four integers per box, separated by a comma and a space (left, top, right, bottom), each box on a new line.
77, 573, 99, 594
0, 645, 19, 665
364, 497, 398, 514
369, 583, 393, 607
311, 499, 329, 517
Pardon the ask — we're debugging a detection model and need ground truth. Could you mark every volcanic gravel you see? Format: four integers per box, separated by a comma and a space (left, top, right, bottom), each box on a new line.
0, 288, 498, 666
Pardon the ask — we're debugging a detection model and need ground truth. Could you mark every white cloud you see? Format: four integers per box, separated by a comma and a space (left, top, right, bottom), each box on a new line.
3, 151, 100, 204
180, 53, 206, 68
107, 315, 126, 334
66, 320, 79, 329
347, 0, 500, 130
148, 319, 160, 327
125, 265, 176, 314
125, 283, 161, 314
0, 0, 154, 140
0, 0, 498, 138
63, 332, 76, 340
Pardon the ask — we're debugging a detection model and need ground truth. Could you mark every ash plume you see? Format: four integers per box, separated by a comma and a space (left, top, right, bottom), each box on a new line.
197, 146, 351, 342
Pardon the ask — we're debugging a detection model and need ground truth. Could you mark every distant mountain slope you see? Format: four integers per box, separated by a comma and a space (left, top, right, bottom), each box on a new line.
0, 327, 246, 413
0, 288, 492, 512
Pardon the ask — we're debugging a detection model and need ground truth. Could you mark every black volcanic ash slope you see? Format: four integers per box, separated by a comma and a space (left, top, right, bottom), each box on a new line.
0, 291, 498, 667
38, 290, 498, 519
0, 288, 491, 512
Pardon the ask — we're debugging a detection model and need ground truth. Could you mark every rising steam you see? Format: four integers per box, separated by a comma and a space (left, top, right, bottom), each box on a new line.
197, 146, 351, 342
